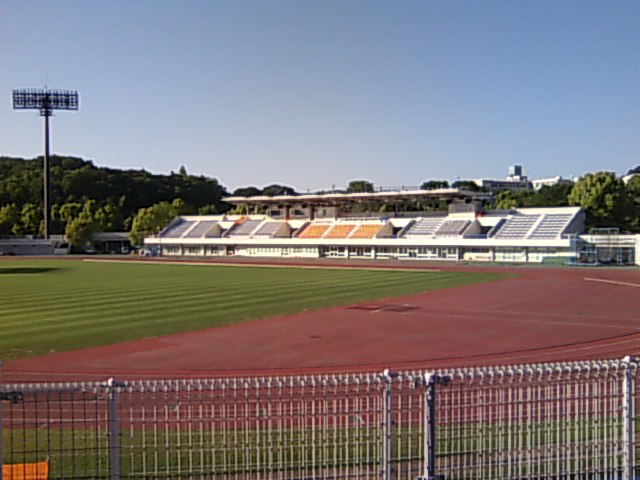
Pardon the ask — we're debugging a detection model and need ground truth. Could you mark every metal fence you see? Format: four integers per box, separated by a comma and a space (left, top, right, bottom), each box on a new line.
1, 358, 639, 479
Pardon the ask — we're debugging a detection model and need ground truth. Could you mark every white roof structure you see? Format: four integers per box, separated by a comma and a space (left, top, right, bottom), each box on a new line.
224, 188, 490, 205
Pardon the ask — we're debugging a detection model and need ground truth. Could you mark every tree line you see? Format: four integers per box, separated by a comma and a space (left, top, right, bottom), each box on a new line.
0, 156, 228, 246
1, 156, 639, 248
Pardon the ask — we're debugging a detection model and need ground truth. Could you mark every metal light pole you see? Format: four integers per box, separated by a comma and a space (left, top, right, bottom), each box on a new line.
12, 88, 79, 239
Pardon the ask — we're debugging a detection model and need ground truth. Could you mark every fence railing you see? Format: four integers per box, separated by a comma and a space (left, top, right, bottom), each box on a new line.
1, 358, 638, 479
428, 360, 637, 480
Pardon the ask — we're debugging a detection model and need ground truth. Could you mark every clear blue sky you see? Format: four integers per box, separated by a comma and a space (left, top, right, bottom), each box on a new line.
1, 0, 638, 192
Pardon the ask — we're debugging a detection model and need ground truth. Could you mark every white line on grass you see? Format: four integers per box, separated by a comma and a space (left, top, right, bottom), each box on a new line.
83, 258, 441, 273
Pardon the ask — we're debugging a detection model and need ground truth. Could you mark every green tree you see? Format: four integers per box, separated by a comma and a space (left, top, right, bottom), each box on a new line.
58, 202, 83, 223
171, 198, 186, 215
262, 184, 297, 197
93, 201, 124, 232
421, 180, 450, 190
523, 183, 572, 208
452, 180, 481, 191
65, 217, 96, 249
61, 199, 107, 249
198, 204, 219, 215
625, 176, 640, 231
494, 191, 519, 210
13, 203, 42, 236
232, 186, 261, 197
129, 200, 183, 245
568, 172, 633, 228
0, 203, 20, 236
626, 175, 640, 196
346, 180, 374, 193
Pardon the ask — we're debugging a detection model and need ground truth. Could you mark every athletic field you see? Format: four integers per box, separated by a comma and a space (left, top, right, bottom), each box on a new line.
0, 259, 503, 361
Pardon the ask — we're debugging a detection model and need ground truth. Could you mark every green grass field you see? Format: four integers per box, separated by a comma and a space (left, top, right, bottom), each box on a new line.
0, 259, 504, 360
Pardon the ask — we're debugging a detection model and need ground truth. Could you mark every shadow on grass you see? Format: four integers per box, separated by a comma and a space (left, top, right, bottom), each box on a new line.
0, 267, 64, 275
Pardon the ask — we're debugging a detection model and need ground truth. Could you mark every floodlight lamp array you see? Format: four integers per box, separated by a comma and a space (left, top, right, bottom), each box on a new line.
12, 89, 79, 116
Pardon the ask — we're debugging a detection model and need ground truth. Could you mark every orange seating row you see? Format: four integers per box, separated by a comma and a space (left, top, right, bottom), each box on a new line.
349, 224, 381, 239
324, 224, 356, 239
298, 224, 331, 239
298, 223, 383, 239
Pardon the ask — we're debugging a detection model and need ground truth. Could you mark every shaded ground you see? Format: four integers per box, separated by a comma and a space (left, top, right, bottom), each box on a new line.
3, 257, 639, 381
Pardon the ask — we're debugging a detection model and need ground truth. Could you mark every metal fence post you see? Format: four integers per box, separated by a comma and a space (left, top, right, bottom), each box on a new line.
107, 378, 121, 480
622, 356, 636, 480
419, 373, 448, 480
419, 373, 436, 480
382, 369, 397, 480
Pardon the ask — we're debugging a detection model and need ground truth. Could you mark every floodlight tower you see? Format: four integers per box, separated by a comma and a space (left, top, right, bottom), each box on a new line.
12, 88, 79, 239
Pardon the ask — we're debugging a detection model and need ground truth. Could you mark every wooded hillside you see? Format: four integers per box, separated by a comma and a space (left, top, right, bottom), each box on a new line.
0, 156, 228, 240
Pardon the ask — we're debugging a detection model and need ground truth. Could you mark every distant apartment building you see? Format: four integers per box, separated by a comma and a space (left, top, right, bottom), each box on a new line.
470, 166, 578, 192
473, 165, 532, 192
531, 176, 574, 191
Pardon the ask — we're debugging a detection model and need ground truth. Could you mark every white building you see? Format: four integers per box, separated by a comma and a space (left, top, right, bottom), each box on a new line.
531, 176, 574, 191
473, 165, 532, 192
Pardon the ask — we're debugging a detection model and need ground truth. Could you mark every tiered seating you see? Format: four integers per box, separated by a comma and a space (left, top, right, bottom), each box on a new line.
162, 220, 197, 238
324, 224, 356, 239
185, 220, 218, 238
228, 219, 262, 236
253, 222, 282, 237
298, 224, 331, 239
528, 214, 573, 239
402, 217, 445, 238
349, 224, 382, 239
435, 219, 470, 237
493, 215, 540, 239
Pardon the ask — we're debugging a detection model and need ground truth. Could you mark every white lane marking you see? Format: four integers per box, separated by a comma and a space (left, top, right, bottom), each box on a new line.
584, 277, 640, 288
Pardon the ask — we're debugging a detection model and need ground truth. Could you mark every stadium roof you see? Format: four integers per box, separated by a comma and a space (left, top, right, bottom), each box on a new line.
224, 189, 490, 206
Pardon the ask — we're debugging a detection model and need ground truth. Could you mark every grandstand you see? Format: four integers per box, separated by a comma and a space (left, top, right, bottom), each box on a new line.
492, 214, 540, 239
160, 219, 197, 238
226, 218, 263, 237
528, 213, 575, 239
402, 217, 445, 238
435, 219, 471, 237
140, 188, 621, 264
253, 221, 288, 238
184, 219, 219, 238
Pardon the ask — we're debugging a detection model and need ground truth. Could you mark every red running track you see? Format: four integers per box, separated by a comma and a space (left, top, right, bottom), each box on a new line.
3, 259, 640, 382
